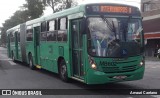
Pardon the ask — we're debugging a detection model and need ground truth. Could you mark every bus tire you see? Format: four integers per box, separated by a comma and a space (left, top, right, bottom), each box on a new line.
59, 59, 69, 82
28, 55, 35, 70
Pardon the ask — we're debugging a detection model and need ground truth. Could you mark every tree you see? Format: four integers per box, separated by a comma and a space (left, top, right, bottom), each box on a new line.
42, 0, 77, 13
0, 28, 7, 46
42, 0, 59, 13
25, 0, 45, 19
0, 10, 30, 45
62, 0, 78, 9
0, 0, 45, 45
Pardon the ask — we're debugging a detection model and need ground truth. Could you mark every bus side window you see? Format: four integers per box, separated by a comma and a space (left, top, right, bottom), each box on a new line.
48, 20, 56, 31
41, 22, 46, 32
26, 29, 33, 41
40, 22, 47, 41
57, 17, 67, 42
47, 20, 57, 41
40, 32, 47, 41
47, 31, 57, 41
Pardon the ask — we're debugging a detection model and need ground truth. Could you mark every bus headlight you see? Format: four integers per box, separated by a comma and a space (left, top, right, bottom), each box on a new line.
140, 61, 144, 66
139, 60, 144, 66
88, 56, 97, 69
91, 63, 97, 69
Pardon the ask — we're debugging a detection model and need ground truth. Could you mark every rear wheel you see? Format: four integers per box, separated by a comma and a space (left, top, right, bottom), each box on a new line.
59, 59, 69, 82
28, 55, 35, 70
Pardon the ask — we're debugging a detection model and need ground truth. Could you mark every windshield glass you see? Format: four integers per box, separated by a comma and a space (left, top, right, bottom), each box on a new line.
87, 17, 143, 57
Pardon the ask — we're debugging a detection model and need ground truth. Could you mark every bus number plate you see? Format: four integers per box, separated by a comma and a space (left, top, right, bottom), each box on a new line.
113, 76, 127, 80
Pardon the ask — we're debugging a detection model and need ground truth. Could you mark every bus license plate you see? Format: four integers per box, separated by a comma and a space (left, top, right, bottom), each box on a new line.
113, 76, 127, 79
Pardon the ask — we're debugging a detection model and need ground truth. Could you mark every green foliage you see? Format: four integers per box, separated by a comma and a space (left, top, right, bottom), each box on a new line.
25, 0, 45, 19
62, 0, 78, 9
1, 10, 29, 45
0, 0, 45, 45
0, 0, 77, 45
42, 0, 78, 13
42, 0, 61, 13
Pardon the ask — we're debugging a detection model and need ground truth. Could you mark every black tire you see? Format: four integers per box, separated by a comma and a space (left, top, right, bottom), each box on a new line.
59, 59, 69, 82
28, 55, 35, 70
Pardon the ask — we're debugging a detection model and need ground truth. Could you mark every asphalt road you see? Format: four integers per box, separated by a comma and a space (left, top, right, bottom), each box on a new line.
0, 47, 160, 98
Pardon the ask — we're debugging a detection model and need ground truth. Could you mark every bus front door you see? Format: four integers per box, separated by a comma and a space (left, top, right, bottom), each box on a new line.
71, 19, 84, 79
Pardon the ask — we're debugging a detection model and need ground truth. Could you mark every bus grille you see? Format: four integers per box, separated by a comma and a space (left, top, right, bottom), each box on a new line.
102, 65, 137, 73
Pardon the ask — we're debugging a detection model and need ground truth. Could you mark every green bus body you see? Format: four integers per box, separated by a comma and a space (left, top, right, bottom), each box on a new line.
6, 3, 145, 84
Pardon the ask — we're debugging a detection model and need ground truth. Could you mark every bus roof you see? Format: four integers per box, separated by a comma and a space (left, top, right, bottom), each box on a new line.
44, 3, 140, 21
6, 25, 20, 35
24, 4, 86, 26
26, 17, 45, 26
44, 4, 85, 21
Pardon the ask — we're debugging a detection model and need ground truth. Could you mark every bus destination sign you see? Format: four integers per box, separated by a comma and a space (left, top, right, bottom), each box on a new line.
100, 6, 131, 14
86, 4, 140, 16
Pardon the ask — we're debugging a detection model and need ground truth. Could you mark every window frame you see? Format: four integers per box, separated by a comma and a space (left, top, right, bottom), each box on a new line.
57, 17, 68, 42
40, 21, 47, 41
26, 26, 33, 42
41, 21, 47, 32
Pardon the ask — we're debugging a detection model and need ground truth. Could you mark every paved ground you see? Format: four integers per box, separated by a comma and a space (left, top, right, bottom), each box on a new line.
0, 47, 160, 98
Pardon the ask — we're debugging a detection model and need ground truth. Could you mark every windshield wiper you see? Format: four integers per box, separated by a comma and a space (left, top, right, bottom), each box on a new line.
101, 16, 117, 40
112, 20, 117, 40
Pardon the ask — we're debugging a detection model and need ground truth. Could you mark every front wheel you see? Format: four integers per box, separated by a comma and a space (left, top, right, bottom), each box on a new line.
59, 60, 69, 82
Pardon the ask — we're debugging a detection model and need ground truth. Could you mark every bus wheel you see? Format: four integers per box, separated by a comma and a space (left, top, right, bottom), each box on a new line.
29, 55, 35, 70
59, 60, 69, 82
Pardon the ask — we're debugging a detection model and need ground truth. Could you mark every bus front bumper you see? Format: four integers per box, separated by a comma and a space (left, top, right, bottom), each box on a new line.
86, 66, 145, 84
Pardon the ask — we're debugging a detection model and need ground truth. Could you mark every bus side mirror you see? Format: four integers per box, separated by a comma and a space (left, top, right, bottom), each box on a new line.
80, 18, 86, 34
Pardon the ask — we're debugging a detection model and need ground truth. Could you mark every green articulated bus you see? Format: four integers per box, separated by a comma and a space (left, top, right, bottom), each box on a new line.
6, 3, 145, 84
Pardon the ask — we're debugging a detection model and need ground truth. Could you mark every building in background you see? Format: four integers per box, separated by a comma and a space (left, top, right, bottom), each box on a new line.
141, 0, 160, 57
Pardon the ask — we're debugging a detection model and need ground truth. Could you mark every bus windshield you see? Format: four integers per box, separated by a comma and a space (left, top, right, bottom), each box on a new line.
87, 17, 144, 57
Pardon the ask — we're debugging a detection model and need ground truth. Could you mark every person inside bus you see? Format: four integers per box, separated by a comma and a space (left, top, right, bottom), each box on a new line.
90, 29, 107, 57
89, 27, 115, 57
100, 33, 107, 57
